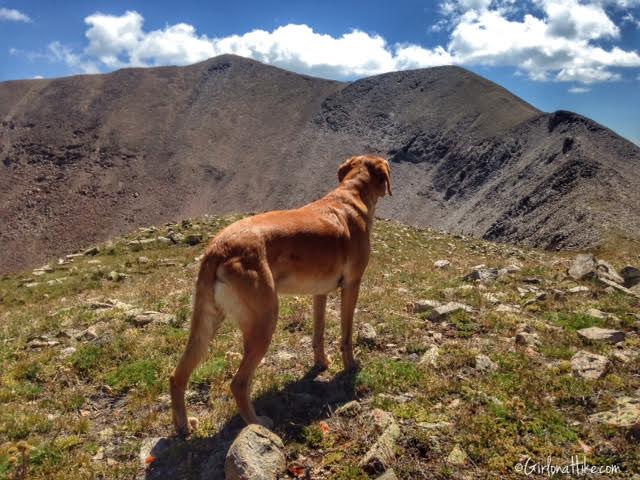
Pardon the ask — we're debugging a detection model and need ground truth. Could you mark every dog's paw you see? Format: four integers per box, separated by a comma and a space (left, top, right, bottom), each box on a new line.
313, 354, 332, 371
188, 416, 199, 432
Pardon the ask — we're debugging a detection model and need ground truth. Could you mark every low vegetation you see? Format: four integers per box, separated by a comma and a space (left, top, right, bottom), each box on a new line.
0, 215, 638, 479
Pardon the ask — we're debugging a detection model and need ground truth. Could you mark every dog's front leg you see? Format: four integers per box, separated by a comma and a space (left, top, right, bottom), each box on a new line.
312, 294, 331, 370
340, 281, 361, 371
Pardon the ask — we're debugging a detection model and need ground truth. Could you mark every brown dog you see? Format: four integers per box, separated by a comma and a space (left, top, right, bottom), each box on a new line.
170, 155, 392, 436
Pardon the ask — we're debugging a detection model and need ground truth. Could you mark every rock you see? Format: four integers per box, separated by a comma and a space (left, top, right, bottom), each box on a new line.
108, 271, 126, 282
515, 331, 541, 348
335, 400, 361, 417
596, 260, 624, 285
127, 310, 173, 327
83, 246, 100, 256
26, 336, 60, 349
59, 346, 77, 359
495, 304, 520, 313
497, 264, 521, 277
567, 286, 590, 294
584, 308, 619, 322
464, 266, 498, 284
568, 254, 597, 280
410, 299, 442, 313
620, 266, 640, 288
419, 345, 440, 367
597, 276, 640, 299
184, 234, 203, 246
428, 302, 473, 322
137, 256, 150, 264
612, 349, 638, 364
474, 354, 498, 373
376, 469, 399, 480
571, 350, 609, 380
447, 445, 468, 465
482, 293, 501, 304
434, 259, 451, 269
416, 421, 452, 431
225, 424, 286, 480
589, 396, 640, 430
577, 327, 625, 344
357, 323, 378, 346
168, 232, 185, 244
360, 410, 401, 474
139, 437, 171, 467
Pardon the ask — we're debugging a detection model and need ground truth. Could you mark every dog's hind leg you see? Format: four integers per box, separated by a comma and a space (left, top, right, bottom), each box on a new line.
170, 256, 223, 436
312, 294, 330, 370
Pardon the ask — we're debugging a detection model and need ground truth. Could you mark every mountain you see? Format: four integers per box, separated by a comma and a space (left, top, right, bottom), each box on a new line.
1, 54, 639, 274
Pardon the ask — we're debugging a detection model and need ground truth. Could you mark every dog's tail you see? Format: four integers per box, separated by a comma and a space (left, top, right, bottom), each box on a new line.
170, 251, 225, 435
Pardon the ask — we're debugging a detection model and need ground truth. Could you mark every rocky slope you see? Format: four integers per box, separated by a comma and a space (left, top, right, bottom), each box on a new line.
1, 55, 640, 274
0, 215, 638, 479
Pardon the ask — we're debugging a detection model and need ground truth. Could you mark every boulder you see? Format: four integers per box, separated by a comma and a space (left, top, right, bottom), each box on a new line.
464, 266, 498, 284
410, 299, 442, 313
357, 323, 378, 346
127, 310, 174, 327
225, 425, 286, 480
571, 350, 609, 380
589, 396, 640, 430
596, 260, 625, 285
447, 445, 468, 465
418, 345, 440, 367
577, 327, 625, 344
515, 331, 541, 348
620, 266, 640, 288
359, 410, 401, 474
428, 302, 473, 322
568, 254, 597, 280
474, 354, 498, 373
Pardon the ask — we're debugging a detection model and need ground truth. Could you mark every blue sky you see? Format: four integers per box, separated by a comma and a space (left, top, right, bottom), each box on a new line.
1, 0, 639, 144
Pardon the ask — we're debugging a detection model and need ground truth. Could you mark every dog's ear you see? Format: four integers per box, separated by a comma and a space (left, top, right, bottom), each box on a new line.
338, 157, 357, 183
368, 158, 392, 196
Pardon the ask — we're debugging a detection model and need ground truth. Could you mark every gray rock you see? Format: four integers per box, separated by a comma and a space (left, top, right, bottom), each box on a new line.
184, 233, 203, 246
59, 346, 77, 359
589, 396, 640, 430
495, 304, 520, 313
434, 259, 451, 269
571, 350, 609, 380
335, 400, 361, 417
474, 354, 498, 373
357, 323, 378, 346
464, 266, 498, 284
515, 331, 541, 348
419, 345, 440, 367
567, 285, 590, 294
428, 302, 473, 322
596, 260, 625, 285
447, 445, 468, 465
225, 424, 285, 480
376, 469, 399, 480
83, 246, 100, 256
127, 310, 174, 327
360, 410, 401, 474
577, 327, 625, 344
620, 266, 640, 288
410, 299, 442, 313
568, 254, 597, 280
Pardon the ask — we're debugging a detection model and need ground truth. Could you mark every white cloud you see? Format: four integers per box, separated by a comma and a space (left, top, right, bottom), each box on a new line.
0, 7, 30, 22
568, 86, 591, 92
24, 3, 640, 85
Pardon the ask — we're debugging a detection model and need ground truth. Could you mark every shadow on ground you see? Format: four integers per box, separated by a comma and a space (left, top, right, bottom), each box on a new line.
145, 367, 358, 479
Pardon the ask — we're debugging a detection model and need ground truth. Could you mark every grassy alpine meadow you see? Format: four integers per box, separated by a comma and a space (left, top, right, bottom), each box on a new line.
0, 215, 639, 479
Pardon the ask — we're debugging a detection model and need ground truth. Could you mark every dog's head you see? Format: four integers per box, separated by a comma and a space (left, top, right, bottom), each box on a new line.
338, 155, 392, 197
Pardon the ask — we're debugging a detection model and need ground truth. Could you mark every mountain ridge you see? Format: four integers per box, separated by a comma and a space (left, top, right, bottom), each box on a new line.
1, 54, 639, 274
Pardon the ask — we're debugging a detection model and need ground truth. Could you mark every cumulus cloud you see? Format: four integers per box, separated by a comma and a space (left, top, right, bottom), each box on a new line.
0, 7, 30, 22
21, 2, 640, 84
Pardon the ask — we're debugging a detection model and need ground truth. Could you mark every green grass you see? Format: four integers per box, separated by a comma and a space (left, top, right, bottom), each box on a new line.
0, 214, 638, 478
